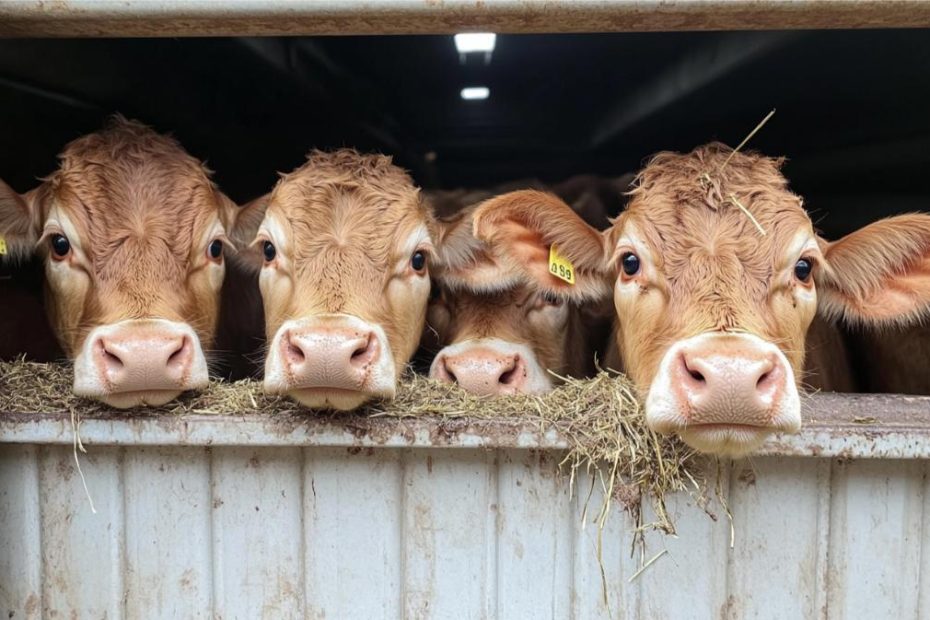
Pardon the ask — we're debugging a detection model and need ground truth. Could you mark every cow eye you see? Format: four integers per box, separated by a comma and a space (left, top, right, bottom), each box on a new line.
795, 257, 813, 282
262, 241, 276, 262
208, 239, 223, 260
411, 250, 427, 272
543, 291, 562, 306
50, 234, 71, 259
621, 252, 640, 276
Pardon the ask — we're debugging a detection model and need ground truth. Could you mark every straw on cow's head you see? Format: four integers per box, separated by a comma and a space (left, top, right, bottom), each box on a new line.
472, 143, 930, 456
0, 117, 248, 408
228, 149, 434, 410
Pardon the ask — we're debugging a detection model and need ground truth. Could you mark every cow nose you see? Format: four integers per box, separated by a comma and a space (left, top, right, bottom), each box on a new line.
675, 345, 784, 425
283, 326, 379, 389
95, 330, 193, 391
433, 348, 529, 396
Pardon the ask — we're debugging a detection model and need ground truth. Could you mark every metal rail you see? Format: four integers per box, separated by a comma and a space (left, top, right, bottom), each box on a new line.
2, 392, 929, 458
0, 1, 929, 37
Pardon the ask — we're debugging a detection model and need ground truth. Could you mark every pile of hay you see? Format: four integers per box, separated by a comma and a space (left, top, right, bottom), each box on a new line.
0, 359, 705, 535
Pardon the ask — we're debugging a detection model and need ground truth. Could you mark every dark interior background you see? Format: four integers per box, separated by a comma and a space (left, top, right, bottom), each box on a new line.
0, 30, 928, 238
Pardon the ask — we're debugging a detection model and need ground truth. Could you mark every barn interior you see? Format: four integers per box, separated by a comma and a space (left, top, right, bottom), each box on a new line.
2, 30, 929, 388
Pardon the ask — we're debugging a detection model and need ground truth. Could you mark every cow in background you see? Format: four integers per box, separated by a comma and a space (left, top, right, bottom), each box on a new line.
845, 326, 930, 394
426, 203, 612, 395
472, 144, 930, 455
0, 257, 62, 362
422, 175, 628, 395
0, 117, 251, 407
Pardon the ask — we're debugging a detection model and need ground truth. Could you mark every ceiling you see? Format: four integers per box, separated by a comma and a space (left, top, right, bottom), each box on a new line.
0, 30, 928, 236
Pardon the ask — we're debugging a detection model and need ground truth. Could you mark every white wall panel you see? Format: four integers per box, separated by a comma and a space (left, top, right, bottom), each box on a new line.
2, 442, 929, 619
302, 446, 403, 620
123, 446, 213, 619
0, 445, 42, 620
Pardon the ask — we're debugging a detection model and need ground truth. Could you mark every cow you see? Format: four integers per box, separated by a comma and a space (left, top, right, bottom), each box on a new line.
229, 149, 434, 410
470, 143, 930, 456
0, 117, 251, 408
424, 182, 618, 395
845, 325, 930, 395
0, 258, 63, 362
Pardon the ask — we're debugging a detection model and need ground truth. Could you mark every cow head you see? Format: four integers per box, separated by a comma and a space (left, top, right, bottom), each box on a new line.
473, 144, 930, 456
231, 149, 433, 410
426, 202, 604, 395
0, 117, 245, 407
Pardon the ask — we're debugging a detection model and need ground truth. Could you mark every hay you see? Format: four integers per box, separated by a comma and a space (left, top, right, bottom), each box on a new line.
0, 358, 706, 534
699, 109, 777, 236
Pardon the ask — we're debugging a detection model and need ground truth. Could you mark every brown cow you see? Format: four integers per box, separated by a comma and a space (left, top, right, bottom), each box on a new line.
424, 189, 614, 395
472, 143, 930, 456
230, 149, 434, 410
0, 117, 251, 408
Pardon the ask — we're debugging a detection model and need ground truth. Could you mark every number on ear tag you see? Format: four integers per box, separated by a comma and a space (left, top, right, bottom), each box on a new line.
0, 236, 7, 256
548, 244, 575, 285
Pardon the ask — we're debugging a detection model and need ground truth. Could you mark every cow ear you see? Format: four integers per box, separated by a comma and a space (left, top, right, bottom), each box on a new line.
219, 192, 270, 249
0, 179, 40, 260
218, 192, 270, 272
471, 190, 613, 301
431, 207, 523, 293
816, 214, 930, 326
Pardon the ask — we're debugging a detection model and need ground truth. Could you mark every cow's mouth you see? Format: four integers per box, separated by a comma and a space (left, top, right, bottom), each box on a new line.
676, 423, 776, 457
94, 389, 185, 409
287, 386, 394, 411
686, 422, 767, 431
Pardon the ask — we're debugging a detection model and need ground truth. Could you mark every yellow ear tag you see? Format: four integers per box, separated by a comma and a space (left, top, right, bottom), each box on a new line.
548, 244, 575, 285
0, 235, 7, 256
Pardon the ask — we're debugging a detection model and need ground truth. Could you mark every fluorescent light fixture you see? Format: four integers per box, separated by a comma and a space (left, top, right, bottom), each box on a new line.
460, 86, 490, 101
454, 32, 496, 54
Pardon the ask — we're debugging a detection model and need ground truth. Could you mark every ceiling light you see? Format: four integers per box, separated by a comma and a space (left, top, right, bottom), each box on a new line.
454, 33, 496, 54
460, 87, 490, 101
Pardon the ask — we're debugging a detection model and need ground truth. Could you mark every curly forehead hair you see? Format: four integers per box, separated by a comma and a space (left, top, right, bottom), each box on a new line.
629, 142, 796, 213
275, 148, 422, 207
54, 115, 213, 184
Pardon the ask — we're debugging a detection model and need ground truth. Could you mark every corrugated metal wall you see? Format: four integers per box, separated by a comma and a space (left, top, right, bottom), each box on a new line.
1, 444, 927, 619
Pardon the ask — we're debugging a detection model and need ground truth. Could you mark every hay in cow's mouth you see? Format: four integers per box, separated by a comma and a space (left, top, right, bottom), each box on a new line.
0, 358, 708, 540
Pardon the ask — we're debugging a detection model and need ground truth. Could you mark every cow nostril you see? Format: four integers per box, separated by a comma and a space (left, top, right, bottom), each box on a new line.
680, 353, 706, 384
757, 370, 771, 389
103, 349, 123, 369
286, 341, 305, 364
499, 355, 522, 385
351, 334, 371, 361
499, 367, 517, 385
98, 340, 124, 370
167, 338, 188, 366
350, 333, 376, 366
